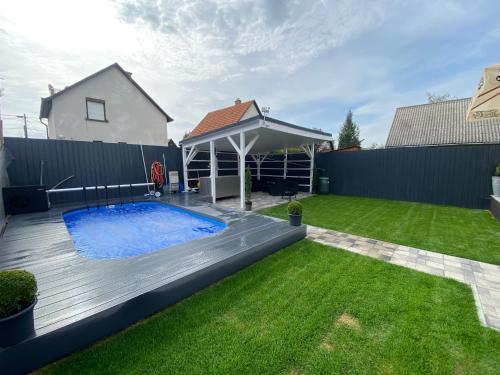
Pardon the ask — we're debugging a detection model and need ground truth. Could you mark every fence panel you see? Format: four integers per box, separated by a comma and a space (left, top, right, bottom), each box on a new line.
4, 137, 183, 205
316, 144, 500, 209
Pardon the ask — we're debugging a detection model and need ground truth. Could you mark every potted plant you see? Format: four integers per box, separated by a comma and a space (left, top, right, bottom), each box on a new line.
245, 167, 252, 211
0, 270, 37, 347
493, 163, 500, 197
288, 201, 303, 226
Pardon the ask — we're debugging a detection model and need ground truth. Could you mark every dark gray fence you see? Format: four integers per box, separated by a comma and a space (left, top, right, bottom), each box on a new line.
316, 144, 500, 209
4, 137, 183, 205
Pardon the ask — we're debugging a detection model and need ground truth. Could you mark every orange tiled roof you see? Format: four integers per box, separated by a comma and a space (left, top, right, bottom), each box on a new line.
189, 100, 256, 137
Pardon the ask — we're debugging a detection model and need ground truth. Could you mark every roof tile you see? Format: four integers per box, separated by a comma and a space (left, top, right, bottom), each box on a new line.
189, 100, 255, 137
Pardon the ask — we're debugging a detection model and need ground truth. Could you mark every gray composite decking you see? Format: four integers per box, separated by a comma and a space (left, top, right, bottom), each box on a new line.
0, 194, 305, 374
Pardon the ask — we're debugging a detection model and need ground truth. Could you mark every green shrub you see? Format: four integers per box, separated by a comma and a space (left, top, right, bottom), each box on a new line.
288, 201, 303, 216
496, 163, 500, 177
0, 270, 37, 318
245, 167, 252, 202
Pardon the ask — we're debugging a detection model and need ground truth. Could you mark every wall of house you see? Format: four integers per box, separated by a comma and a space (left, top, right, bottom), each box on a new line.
48, 67, 169, 146
240, 103, 260, 121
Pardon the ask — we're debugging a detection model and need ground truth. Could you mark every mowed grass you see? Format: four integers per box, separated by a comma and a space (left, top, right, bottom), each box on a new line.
259, 195, 500, 264
39, 240, 500, 375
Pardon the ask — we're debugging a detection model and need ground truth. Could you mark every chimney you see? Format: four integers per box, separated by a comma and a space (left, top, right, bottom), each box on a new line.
234, 98, 241, 105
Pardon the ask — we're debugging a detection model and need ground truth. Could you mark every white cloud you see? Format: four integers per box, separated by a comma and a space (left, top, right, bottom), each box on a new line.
0, 0, 499, 144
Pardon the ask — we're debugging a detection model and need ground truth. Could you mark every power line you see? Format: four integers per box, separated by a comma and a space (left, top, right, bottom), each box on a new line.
1, 113, 39, 118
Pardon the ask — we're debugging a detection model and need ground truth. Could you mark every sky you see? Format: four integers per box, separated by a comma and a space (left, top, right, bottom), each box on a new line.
0, 0, 499, 146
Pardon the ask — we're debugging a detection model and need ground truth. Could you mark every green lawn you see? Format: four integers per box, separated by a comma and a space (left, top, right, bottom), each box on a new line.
260, 195, 500, 264
39, 240, 500, 375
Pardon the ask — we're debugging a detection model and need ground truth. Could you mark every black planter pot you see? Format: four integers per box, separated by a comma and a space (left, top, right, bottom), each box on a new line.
245, 201, 252, 211
0, 298, 37, 347
288, 214, 302, 226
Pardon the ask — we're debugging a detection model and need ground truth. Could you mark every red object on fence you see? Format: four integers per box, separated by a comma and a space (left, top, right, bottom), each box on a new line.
150, 161, 164, 189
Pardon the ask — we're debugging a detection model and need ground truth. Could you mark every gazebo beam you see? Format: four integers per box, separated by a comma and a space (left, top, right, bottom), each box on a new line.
186, 146, 198, 164
300, 144, 311, 158
226, 135, 241, 154
245, 135, 260, 154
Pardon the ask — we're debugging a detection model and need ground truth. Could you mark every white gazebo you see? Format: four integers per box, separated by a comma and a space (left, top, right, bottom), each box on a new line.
179, 115, 333, 209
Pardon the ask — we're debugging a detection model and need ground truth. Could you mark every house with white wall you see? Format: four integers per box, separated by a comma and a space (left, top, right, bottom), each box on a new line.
39, 63, 173, 146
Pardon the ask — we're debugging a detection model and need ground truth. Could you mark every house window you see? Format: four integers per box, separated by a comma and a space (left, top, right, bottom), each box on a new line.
86, 98, 107, 122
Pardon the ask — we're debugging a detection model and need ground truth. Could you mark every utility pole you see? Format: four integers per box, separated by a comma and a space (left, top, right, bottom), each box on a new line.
17, 113, 28, 138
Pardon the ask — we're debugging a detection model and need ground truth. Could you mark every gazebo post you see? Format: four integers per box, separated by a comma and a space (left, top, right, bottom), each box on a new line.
239, 131, 246, 210
210, 140, 216, 204
309, 143, 314, 193
283, 148, 287, 179
182, 145, 188, 192
257, 153, 260, 180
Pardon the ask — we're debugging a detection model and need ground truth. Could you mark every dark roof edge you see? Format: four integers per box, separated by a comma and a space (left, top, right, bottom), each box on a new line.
252, 100, 263, 117
180, 115, 332, 144
39, 63, 173, 122
265, 116, 331, 136
386, 141, 500, 148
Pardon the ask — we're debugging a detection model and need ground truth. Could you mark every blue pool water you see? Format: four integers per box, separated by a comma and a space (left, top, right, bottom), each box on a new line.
63, 202, 226, 259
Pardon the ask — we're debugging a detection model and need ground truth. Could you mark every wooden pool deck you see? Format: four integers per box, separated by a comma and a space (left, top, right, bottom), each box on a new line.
0, 194, 305, 374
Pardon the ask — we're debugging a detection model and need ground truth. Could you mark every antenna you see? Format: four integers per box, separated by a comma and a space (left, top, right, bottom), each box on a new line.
261, 106, 270, 124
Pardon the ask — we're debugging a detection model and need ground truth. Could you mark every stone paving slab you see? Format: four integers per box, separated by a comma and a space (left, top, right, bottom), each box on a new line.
216, 191, 313, 211
307, 225, 500, 331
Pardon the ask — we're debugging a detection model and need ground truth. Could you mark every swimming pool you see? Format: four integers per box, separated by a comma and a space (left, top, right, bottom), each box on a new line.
63, 201, 226, 259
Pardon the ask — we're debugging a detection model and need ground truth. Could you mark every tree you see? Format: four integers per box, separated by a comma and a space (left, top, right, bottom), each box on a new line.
338, 110, 361, 149
426, 92, 456, 103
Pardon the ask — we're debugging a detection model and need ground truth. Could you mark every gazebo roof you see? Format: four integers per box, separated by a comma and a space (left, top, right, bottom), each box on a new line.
180, 115, 332, 153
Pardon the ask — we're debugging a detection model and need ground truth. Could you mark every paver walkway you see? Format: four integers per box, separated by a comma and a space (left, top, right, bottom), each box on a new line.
216, 192, 312, 211
307, 225, 500, 331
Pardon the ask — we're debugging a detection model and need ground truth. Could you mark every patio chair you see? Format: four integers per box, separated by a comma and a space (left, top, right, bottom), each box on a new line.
267, 179, 298, 199
281, 180, 298, 200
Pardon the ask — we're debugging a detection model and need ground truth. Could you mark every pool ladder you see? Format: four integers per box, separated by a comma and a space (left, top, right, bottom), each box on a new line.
81, 183, 136, 211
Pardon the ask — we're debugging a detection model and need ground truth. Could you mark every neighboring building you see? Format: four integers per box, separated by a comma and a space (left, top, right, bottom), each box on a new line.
189, 99, 261, 137
386, 98, 500, 148
335, 145, 361, 152
40, 63, 173, 146
316, 140, 334, 152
